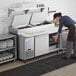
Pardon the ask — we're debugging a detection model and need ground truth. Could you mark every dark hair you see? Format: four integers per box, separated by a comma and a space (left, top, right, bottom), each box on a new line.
53, 12, 62, 19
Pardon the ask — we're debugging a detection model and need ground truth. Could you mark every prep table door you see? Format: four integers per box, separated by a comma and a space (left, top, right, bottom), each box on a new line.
35, 34, 49, 57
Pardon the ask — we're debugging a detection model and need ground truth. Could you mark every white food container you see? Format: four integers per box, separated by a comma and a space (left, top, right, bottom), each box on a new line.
0, 41, 7, 49
6, 39, 13, 47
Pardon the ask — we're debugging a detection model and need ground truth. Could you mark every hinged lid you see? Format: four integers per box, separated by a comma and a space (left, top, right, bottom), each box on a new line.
8, 6, 45, 29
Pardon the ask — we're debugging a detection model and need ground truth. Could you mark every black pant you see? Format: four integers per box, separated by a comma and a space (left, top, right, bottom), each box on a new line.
65, 26, 76, 58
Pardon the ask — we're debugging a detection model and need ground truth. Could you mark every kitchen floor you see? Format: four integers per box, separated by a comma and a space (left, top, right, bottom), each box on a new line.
0, 52, 76, 76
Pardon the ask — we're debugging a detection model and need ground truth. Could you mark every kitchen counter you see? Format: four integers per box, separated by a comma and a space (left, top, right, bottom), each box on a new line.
17, 24, 67, 37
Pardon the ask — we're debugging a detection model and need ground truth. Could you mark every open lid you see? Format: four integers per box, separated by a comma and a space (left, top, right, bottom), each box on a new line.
8, 7, 45, 28
11, 14, 31, 28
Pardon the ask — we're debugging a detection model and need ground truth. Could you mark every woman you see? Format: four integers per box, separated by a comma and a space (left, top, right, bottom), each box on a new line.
53, 12, 76, 59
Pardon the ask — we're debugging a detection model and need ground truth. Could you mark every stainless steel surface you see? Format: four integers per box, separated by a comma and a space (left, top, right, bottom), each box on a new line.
0, 34, 17, 64
18, 35, 34, 60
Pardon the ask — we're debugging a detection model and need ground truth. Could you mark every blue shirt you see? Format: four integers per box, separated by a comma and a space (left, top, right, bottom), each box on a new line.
58, 16, 76, 33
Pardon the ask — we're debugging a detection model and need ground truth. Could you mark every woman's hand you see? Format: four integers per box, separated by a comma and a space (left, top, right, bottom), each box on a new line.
56, 33, 59, 37
52, 33, 59, 42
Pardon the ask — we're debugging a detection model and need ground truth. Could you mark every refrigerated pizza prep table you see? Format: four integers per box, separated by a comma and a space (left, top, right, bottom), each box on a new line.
8, 5, 68, 60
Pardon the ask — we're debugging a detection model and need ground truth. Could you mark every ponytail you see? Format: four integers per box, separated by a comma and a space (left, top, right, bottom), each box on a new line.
58, 12, 62, 16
